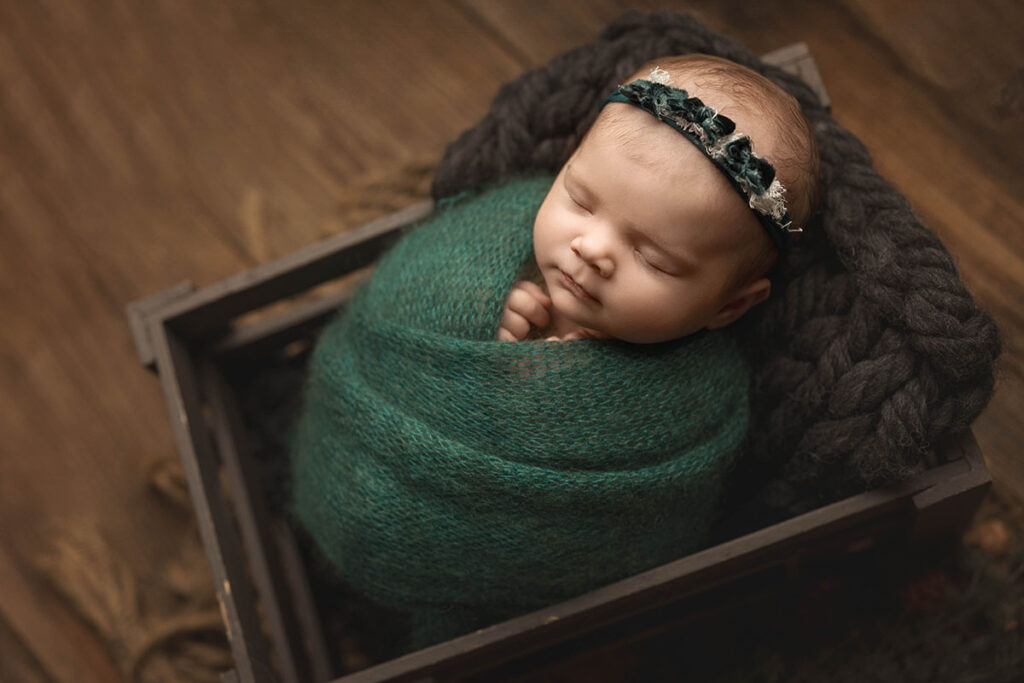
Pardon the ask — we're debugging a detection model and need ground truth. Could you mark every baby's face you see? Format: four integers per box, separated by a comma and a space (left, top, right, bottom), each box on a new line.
533, 106, 765, 343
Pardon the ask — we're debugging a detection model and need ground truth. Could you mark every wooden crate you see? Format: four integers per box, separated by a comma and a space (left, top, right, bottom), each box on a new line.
127, 44, 988, 683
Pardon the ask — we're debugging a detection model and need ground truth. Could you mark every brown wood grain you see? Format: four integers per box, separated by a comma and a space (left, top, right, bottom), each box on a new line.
1, 0, 1021, 678
0, 611, 52, 683
0, 545, 121, 683
0, 1, 521, 679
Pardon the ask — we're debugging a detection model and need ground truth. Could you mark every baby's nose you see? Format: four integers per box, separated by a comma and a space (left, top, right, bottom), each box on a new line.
571, 235, 614, 277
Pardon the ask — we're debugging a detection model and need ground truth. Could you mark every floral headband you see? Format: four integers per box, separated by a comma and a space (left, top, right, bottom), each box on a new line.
602, 67, 798, 253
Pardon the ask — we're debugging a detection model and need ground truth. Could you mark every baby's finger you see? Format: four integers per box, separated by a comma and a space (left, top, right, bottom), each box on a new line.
497, 327, 519, 342
515, 281, 552, 308
507, 287, 551, 329
543, 331, 585, 342
499, 310, 531, 340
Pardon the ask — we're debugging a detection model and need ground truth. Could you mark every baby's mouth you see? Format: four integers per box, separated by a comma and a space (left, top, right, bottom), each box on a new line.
559, 269, 598, 303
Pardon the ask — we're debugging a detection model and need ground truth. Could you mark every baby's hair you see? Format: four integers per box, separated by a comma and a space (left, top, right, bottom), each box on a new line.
591, 54, 821, 283
629, 54, 821, 232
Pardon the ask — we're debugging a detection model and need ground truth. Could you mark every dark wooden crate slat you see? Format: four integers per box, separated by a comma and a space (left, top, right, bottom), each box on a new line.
125, 280, 198, 369
761, 40, 831, 109
148, 322, 276, 683
272, 517, 335, 683
910, 431, 991, 542
211, 272, 370, 361
158, 202, 433, 340
201, 361, 328, 683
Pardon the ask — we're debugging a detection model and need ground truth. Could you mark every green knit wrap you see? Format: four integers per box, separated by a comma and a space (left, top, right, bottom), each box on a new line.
291, 176, 750, 647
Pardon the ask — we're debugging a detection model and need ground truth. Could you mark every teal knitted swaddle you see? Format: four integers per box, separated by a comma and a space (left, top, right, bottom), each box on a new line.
291, 176, 750, 647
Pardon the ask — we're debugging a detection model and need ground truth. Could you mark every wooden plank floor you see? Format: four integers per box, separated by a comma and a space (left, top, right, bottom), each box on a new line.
1, 0, 1021, 680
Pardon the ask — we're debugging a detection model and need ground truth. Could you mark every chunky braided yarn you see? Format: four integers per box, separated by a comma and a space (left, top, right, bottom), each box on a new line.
292, 177, 750, 646
432, 11, 1000, 513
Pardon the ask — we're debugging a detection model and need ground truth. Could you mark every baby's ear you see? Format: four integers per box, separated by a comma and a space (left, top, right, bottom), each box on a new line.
706, 277, 771, 329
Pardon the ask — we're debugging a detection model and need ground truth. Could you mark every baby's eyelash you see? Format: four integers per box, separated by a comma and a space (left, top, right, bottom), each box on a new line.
634, 247, 675, 275
570, 195, 591, 213
634, 247, 662, 271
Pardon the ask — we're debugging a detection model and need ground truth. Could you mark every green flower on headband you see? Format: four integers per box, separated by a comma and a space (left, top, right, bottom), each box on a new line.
620, 81, 735, 144
722, 138, 776, 195
697, 105, 735, 142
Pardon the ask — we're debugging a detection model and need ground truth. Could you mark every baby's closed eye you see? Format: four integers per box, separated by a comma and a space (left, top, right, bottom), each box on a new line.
569, 194, 592, 214
634, 247, 674, 275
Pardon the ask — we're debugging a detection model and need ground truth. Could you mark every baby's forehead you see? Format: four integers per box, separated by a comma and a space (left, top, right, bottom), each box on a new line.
580, 105, 734, 187
583, 106, 689, 166
574, 108, 759, 243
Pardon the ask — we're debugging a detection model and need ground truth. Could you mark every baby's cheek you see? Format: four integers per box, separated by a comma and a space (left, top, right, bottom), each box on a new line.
619, 290, 689, 341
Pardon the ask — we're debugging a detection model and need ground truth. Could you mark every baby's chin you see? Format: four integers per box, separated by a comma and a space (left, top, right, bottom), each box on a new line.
548, 301, 611, 340
583, 328, 613, 340
581, 319, 690, 344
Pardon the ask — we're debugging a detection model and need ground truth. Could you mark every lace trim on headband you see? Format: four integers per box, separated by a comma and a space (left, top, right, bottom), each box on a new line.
603, 76, 798, 252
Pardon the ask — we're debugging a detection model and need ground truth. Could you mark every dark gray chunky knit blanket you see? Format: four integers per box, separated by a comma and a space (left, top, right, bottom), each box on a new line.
431, 11, 1001, 515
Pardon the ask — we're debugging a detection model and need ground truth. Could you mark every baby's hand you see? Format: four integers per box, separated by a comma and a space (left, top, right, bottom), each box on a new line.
498, 281, 551, 342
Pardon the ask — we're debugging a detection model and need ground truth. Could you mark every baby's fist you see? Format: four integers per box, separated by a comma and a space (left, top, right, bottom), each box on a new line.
497, 281, 552, 341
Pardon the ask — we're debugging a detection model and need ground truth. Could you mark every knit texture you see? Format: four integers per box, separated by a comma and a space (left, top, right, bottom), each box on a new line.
431, 10, 1001, 515
292, 176, 750, 647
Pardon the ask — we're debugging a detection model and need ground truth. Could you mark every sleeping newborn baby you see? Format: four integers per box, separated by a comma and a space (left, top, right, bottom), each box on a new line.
292, 54, 819, 649
500, 54, 819, 344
